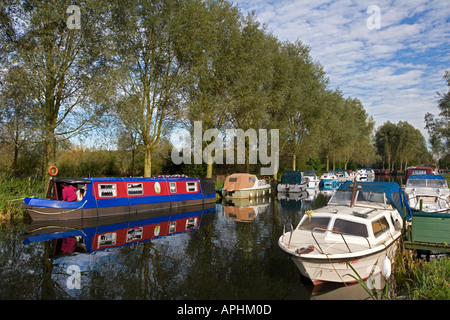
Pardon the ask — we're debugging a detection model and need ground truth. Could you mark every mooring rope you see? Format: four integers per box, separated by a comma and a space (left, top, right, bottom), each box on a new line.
29, 200, 88, 215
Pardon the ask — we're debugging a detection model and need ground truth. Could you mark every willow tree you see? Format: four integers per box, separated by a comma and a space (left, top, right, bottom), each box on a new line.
271, 41, 328, 171
177, 0, 241, 178
0, 0, 113, 181
110, 0, 204, 177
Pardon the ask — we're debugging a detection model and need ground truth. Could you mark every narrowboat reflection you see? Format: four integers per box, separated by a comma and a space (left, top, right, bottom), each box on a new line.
23, 203, 216, 257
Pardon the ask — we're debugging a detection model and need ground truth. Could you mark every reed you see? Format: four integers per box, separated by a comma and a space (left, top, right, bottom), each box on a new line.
393, 247, 450, 300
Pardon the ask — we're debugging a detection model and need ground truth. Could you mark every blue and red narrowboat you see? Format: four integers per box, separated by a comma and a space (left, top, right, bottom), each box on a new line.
20, 176, 216, 221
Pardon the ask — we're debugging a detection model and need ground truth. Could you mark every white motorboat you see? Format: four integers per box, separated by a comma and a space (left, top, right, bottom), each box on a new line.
222, 173, 271, 199
303, 170, 320, 189
279, 181, 411, 285
277, 171, 308, 193
404, 174, 450, 213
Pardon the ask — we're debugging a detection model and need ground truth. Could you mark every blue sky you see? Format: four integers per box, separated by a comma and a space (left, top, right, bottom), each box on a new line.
233, 0, 450, 142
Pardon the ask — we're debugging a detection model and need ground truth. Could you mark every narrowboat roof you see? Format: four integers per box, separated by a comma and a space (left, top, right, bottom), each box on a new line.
51, 177, 92, 184
51, 176, 199, 184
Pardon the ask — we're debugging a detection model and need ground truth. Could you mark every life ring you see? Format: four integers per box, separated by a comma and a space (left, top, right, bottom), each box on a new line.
48, 166, 58, 176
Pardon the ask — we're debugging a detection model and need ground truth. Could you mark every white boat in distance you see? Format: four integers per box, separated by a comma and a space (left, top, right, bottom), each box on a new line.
279, 181, 411, 285
303, 170, 320, 189
404, 174, 450, 213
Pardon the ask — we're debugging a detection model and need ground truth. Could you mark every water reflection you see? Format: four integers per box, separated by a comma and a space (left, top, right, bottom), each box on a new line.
0, 175, 402, 299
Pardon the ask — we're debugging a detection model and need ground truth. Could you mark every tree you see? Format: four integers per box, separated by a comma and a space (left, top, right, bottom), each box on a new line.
110, 0, 205, 177
425, 70, 450, 166
0, 0, 113, 182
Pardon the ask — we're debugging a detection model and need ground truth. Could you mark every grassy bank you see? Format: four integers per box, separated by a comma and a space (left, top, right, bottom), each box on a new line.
394, 248, 450, 300
0, 176, 46, 223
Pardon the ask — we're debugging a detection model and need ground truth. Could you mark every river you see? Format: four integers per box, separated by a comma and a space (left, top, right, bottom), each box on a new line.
0, 175, 404, 300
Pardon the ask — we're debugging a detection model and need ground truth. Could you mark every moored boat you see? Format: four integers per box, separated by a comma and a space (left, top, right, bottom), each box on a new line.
319, 171, 340, 190
404, 174, 450, 213
221, 173, 271, 199
303, 170, 320, 189
277, 171, 308, 193
278, 181, 411, 285
21, 176, 216, 221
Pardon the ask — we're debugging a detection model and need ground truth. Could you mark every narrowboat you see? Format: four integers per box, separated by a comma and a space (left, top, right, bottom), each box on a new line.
279, 181, 411, 285
404, 174, 450, 212
20, 176, 216, 221
221, 173, 271, 199
277, 171, 308, 193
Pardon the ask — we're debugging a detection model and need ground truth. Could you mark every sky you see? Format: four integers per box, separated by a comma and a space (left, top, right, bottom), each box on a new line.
232, 0, 450, 142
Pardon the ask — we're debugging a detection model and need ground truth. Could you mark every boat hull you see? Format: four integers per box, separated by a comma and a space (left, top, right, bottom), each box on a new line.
277, 183, 307, 193
22, 177, 216, 221
284, 237, 399, 285
222, 186, 271, 199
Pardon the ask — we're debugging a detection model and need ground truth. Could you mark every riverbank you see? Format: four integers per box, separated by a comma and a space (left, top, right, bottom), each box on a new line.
394, 248, 450, 300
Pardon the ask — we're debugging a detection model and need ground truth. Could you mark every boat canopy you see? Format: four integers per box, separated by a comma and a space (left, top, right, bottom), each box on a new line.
281, 171, 302, 184
406, 174, 447, 188
303, 170, 317, 177
223, 173, 258, 191
335, 181, 412, 219
407, 174, 445, 180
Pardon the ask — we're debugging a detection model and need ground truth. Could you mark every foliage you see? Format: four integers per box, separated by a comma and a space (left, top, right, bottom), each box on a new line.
425, 71, 450, 168
375, 121, 432, 170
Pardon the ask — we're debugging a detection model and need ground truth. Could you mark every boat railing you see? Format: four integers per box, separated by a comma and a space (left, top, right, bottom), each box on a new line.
282, 224, 294, 247
311, 227, 372, 254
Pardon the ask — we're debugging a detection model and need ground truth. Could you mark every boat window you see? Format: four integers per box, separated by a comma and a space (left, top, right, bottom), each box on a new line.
407, 179, 426, 187
332, 219, 368, 238
170, 182, 177, 193
372, 217, 390, 237
186, 182, 198, 192
98, 184, 117, 197
249, 176, 255, 183
186, 218, 198, 230
169, 221, 177, 233
299, 217, 330, 232
356, 191, 385, 205
427, 179, 447, 188
329, 191, 353, 205
127, 183, 143, 195
228, 178, 238, 182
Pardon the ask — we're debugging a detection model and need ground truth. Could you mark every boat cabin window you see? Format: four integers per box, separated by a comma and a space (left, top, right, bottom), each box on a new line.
249, 176, 255, 183
427, 179, 447, 188
356, 191, 385, 206
329, 191, 353, 205
127, 183, 143, 195
228, 178, 238, 182
407, 179, 427, 187
186, 218, 198, 230
170, 182, 177, 193
372, 217, 390, 237
299, 217, 330, 232
98, 184, 117, 197
332, 219, 368, 238
186, 181, 198, 192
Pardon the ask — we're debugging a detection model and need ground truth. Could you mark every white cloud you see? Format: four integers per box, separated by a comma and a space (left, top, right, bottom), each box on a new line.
234, 0, 450, 142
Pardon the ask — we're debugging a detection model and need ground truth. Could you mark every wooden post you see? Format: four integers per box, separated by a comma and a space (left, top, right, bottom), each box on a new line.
350, 178, 357, 207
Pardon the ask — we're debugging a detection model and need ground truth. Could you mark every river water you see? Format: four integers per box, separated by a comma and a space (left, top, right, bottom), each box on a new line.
0, 175, 403, 300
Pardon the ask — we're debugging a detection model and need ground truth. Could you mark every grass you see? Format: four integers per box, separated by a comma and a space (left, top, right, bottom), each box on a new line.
394, 247, 450, 300
0, 176, 46, 223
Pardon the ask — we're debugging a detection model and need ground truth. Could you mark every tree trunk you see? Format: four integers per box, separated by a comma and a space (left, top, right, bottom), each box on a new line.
144, 146, 152, 177
326, 153, 329, 171
292, 154, 296, 171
